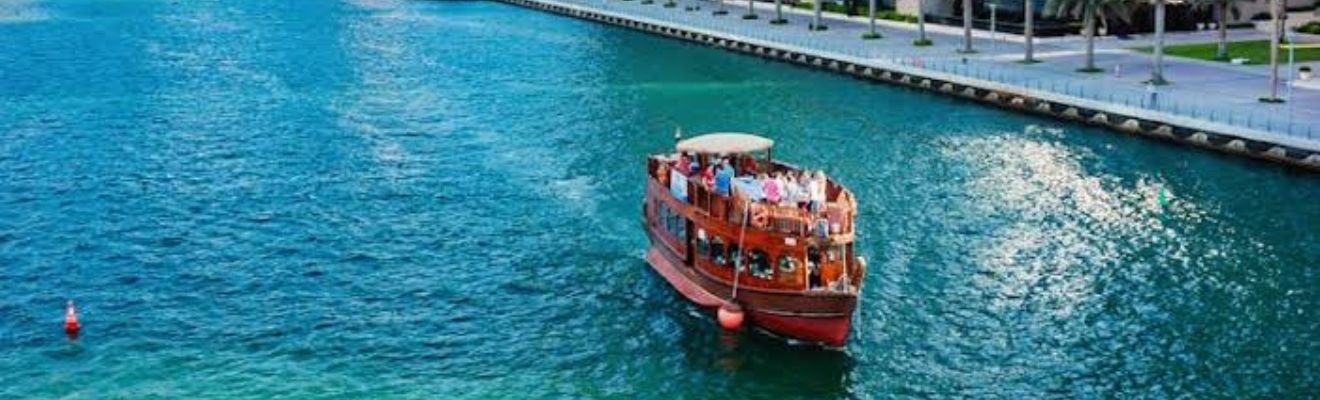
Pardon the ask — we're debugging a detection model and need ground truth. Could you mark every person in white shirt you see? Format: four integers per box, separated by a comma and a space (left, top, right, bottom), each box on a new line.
809, 170, 827, 213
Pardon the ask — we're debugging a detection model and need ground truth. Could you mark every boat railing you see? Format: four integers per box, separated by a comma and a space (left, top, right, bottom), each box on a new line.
649, 156, 854, 237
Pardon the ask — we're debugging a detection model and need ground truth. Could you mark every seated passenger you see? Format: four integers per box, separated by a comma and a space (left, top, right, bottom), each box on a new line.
792, 172, 810, 210
740, 157, 758, 176
761, 173, 781, 204
799, 171, 814, 209
700, 164, 715, 189
809, 170, 827, 213
676, 152, 690, 174
781, 172, 801, 208
714, 159, 734, 196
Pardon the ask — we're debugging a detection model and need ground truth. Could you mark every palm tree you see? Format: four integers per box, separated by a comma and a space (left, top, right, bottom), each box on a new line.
863, 0, 882, 38
1264, 0, 1281, 101
772, 0, 787, 23
1150, 0, 1168, 84
1024, 0, 1037, 62
743, 0, 759, 19
1193, 0, 1239, 60
811, 0, 826, 30
962, 0, 976, 52
1043, 0, 1133, 72
915, 0, 933, 45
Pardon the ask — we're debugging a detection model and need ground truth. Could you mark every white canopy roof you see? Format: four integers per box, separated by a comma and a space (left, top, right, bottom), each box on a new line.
675, 133, 773, 155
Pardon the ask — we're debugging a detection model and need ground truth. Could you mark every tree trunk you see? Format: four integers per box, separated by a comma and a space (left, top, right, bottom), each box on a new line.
1024, 0, 1035, 62
813, 0, 823, 29
917, 0, 929, 43
962, 0, 974, 52
1215, 1, 1229, 59
1267, 0, 1281, 100
1083, 5, 1096, 71
1152, 0, 1167, 83
868, 0, 877, 34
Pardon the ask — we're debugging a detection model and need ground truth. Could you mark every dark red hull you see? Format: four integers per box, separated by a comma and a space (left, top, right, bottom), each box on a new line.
645, 242, 855, 347
748, 309, 853, 346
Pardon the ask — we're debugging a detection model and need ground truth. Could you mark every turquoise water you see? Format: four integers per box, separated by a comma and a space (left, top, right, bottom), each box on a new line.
2, 0, 1318, 398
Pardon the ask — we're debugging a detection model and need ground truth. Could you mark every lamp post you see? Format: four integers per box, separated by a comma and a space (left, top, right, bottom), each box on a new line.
1265, 0, 1281, 102
1287, 30, 1296, 103
989, 3, 998, 52
1287, 30, 1296, 129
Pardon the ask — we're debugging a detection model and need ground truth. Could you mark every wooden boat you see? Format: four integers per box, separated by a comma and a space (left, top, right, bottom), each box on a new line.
642, 132, 865, 347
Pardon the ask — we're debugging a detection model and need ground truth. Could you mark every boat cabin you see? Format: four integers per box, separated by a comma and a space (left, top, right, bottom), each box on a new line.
644, 133, 862, 294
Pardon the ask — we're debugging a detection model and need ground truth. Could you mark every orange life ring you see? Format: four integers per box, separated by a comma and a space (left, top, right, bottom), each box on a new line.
750, 203, 770, 229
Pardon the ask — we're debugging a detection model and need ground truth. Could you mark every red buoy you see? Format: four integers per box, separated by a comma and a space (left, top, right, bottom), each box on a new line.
717, 302, 744, 330
64, 300, 81, 337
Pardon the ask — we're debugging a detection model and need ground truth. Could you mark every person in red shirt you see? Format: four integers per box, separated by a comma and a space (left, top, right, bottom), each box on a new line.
740, 156, 758, 176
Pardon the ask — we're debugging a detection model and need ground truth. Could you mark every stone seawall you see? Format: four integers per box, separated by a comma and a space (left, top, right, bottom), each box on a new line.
498, 0, 1320, 172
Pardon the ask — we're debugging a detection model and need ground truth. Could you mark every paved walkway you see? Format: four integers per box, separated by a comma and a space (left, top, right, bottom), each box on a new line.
556, 0, 1320, 144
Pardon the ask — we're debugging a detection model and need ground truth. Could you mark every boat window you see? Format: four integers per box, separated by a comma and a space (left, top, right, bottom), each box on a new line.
660, 204, 685, 242
748, 249, 772, 279
727, 244, 741, 269
828, 245, 843, 262
807, 246, 822, 289
674, 213, 687, 243
659, 203, 670, 229
665, 206, 675, 234
696, 229, 709, 256
678, 224, 686, 243
778, 254, 799, 274
710, 237, 726, 265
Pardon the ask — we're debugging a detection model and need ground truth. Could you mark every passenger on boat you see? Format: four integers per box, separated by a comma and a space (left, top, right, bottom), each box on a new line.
656, 161, 670, 186
782, 172, 804, 208
795, 172, 811, 210
809, 170, 827, 213
675, 152, 691, 175
714, 159, 733, 196
700, 163, 715, 189
740, 156, 758, 176
761, 173, 781, 204
776, 172, 789, 204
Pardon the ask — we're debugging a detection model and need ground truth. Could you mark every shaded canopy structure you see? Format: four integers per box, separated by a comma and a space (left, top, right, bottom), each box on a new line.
675, 132, 774, 155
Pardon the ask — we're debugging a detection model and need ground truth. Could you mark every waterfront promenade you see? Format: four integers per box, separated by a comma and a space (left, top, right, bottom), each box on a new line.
504, 0, 1320, 168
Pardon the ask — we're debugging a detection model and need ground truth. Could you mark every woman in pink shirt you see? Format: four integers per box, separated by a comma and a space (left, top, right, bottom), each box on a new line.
761, 172, 781, 204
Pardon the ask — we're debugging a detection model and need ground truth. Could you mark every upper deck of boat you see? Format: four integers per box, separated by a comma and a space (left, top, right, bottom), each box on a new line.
646, 133, 856, 242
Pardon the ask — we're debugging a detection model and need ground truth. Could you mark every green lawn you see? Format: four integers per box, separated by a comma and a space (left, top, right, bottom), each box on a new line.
787, 2, 918, 23
1133, 40, 1320, 64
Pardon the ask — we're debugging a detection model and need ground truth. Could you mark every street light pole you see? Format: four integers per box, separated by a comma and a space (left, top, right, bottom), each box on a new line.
1265, 0, 1281, 102
990, 3, 998, 52
1287, 31, 1296, 103
1288, 30, 1296, 128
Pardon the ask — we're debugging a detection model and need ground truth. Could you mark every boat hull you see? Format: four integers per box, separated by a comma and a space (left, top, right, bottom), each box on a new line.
644, 238, 855, 347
